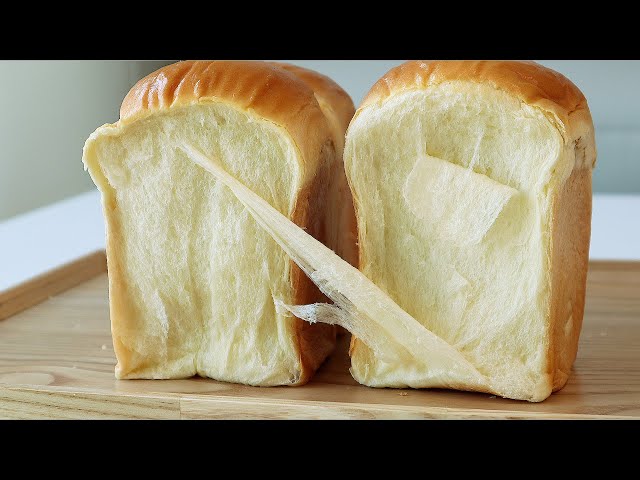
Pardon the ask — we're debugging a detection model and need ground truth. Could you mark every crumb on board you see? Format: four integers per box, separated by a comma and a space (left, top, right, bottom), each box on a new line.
101, 344, 107, 350
399, 391, 408, 396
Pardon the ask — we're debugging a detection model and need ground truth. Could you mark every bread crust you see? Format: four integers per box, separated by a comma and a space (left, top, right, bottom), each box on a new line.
265, 63, 358, 377
273, 62, 359, 271
359, 61, 588, 138
102, 60, 355, 384
268, 62, 354, 150
550, 157, 592, 391
348, 60, 596, 400
122, 61, 335, 187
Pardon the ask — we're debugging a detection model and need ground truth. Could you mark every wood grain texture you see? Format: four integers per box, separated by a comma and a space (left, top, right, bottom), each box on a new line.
0, 250, 106, 321
0, 261, 638, 419
0, 387, 179, 419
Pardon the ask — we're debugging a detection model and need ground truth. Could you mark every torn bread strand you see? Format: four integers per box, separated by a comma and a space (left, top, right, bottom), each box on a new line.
275, 301, 402, 364
179, 143, 489, 388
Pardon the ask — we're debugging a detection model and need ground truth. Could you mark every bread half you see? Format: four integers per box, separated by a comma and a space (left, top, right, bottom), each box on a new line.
82, 60, 355, 385
344, 61, 596, 401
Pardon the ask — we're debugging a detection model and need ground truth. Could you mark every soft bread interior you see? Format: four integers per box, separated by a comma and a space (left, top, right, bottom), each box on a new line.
403, 153, 518, 246
345, 82, 569, 401
180, 144, 488, 391
83, 102, 307, 385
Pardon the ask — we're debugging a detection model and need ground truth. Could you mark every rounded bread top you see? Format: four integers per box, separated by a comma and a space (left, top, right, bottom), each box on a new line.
269, 61, 355, 143
119, 60, 334, 173
356, 60, 595, 163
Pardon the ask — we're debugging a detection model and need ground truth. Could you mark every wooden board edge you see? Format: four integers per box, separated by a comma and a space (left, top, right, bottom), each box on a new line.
588, 260, 640, 272
0, 250, 107, 321
0, 384, 180, 420
1, 381, 635, 419
178, 395, 637, 420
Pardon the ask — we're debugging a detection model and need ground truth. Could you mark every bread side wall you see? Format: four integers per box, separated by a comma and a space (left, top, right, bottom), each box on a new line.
549, 146, 593, 391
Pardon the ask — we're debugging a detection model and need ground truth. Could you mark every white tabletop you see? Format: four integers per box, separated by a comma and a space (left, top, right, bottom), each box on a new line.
1, 190, 639, 292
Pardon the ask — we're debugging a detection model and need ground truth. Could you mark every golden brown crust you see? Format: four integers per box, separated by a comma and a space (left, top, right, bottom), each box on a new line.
122, 61, 315, 125
271, 64, 355, 377
117, 60, 344, 384
273, 63, 359, 344
358, 60, 593, 145
290, 150, 337, 384
269, 62, 355, 153
121, 61, 330, 182
550, 159, 593, 392
272, 63, 359, 272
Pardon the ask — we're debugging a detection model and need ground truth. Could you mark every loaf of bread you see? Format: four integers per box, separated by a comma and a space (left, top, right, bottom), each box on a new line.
344, 61, 596, 401
82, 60, 355, 385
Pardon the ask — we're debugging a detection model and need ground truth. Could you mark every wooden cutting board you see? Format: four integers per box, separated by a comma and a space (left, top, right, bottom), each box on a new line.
1, 252, 639, 419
